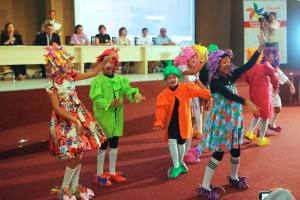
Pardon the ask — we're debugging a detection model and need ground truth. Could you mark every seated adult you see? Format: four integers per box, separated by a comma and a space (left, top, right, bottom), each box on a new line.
70, 24, 90, 45
41, 9, 62, 35
136, 27, 152, 46
95, 24, 111, 45
115, 27, 131, 45
155, 28, 175, 45
0, 22, 26, 80
35, 23, 61, 78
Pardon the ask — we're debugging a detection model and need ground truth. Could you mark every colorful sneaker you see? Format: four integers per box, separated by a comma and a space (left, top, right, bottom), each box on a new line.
51, 187, 76, 200
167, 167, 181, 179
179, 162, 188, 174
109, 171, 127, 183
227, 176, 249, 190
183, 147, 201, 164
257, 137, 270, 146
245, 130, 257, 141
75, 185, 95, 200
95, 173, 112, 187
198, 185, 225, 200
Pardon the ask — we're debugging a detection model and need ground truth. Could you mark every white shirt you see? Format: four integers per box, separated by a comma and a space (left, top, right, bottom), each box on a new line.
41, 19, 62, 33
178, 65, 199, 83
136, 35, 152, 45
267, 21, 280, 43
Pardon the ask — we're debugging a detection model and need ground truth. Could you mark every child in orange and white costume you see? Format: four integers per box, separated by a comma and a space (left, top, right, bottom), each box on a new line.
45, 44, 112, 200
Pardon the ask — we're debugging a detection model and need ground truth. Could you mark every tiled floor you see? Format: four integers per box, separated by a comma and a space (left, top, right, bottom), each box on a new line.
0, 73, 162, 92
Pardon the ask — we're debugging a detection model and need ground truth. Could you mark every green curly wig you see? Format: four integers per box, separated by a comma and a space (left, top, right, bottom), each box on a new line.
162, 64, 183, 81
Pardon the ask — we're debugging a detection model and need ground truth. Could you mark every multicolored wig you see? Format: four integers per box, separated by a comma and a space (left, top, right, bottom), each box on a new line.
246, 48, 263, 63
173, 47, 199, 67
192, 44, 208, 63
207, 49, 235, 81
96, 47, 119, 72
44, 43, 74, 78
261, 47, 280, 68
162, 64, 183, 81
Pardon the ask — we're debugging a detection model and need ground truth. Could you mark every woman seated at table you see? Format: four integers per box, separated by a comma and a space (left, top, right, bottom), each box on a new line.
115, 27, 133, 74
95, 24, 112, 45
0, 22, 26, 80
70, 24, 90, 45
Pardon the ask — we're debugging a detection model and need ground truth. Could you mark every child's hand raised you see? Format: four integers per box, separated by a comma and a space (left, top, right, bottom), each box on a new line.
110, 98, 121, 109
133, 93, 146, 102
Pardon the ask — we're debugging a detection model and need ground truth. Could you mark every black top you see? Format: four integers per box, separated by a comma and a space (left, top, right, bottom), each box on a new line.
34, 32, 61, 46
95, 33, 111, 43
0, 32, 23, 45
199, 63, 209, 88
210, 50, 260, 105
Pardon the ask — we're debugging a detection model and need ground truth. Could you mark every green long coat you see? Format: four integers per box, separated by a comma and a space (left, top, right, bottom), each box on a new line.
89, 74, 141, 138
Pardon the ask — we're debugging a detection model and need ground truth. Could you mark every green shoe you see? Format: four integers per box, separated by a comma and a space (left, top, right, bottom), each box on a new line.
168, 167, 181, 179
179, 162, 188, 174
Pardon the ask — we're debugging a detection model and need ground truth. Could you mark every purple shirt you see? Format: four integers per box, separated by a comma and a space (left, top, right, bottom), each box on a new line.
70, 33, 90, 45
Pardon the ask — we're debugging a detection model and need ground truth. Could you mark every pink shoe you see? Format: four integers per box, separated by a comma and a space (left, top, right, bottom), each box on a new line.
183, 147, 201, 164
76, 186, 95, 200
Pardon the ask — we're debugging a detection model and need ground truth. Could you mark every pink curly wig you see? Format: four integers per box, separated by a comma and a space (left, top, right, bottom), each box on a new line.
173, 47, 200, 67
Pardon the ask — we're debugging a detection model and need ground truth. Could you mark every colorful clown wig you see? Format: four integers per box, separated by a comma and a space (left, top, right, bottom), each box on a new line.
44, 43, 74, 77
96, 47, 119, 72
208, 44, 219, 54
162, 64, 183, 81
246, 48, 263, 63
192, 44, 208, 63
261, 47, 280, 68
207, 49, 235, 81
173, 47, 199, 67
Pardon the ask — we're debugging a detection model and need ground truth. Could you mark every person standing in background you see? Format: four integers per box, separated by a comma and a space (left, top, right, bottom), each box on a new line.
95, 25, 112, 45
265, 12, 280, 49
0, 22, 26, 80
41, 9, 62, 35
70, 24, 90, 45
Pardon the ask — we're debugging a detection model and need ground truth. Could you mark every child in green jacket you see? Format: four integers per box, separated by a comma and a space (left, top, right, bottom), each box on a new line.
90, 48, 145, 187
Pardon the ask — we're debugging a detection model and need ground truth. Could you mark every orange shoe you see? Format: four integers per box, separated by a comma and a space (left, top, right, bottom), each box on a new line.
95, 173, 112, 187
109, 171, 127, 183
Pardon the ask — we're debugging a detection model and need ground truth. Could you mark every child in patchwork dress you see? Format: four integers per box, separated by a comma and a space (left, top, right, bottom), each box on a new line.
45, 44, 114, 200
197, 33, 266, 200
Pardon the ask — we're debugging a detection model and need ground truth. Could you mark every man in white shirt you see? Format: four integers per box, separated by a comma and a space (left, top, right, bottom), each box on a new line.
136, 28, 152, 46
266, 12, 280, 49
41, 10, 62, 35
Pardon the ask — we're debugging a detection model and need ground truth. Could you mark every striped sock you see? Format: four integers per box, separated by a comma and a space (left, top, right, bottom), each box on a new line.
202, 157, 220, 190
230, 157, 240, 180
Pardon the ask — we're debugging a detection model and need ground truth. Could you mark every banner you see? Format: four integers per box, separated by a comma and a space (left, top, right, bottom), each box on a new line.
243, 0, 287, 63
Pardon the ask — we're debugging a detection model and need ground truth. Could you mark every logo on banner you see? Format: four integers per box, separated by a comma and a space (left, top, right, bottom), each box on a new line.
246, 2, 265, 20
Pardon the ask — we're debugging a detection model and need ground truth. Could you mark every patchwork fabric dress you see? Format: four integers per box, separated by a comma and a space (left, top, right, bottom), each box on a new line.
201, 84, 243, 152
46, 70, 105, 160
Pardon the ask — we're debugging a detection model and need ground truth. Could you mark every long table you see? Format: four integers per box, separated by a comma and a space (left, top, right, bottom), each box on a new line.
0, 45, 182, 74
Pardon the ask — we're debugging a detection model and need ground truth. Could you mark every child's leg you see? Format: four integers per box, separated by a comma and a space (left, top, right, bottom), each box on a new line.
97, 140, 108, 176
248, 117, 261, 132
177, 138, 186, 163
229, 148, 240, 180
228, 148, 248, 190
168, 139, 180, 168
62, 157, 80, 189
108, 137, 119, 175
270, 107, 281, 129
194, 99, 203, 138
185, 139, 192, 155
259, 118, 268, 138
70, 154, 82, 193
202, 151, 224, 190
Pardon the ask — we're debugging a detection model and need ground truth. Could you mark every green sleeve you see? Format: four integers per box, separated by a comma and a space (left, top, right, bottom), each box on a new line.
121, 76, 141, 103
89, 78, 111, 111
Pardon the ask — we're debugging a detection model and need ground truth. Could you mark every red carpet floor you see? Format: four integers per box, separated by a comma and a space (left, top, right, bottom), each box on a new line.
0, 100, 299, 200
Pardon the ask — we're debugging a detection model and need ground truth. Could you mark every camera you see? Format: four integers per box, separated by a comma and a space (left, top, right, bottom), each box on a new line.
259, 191, 271, 200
